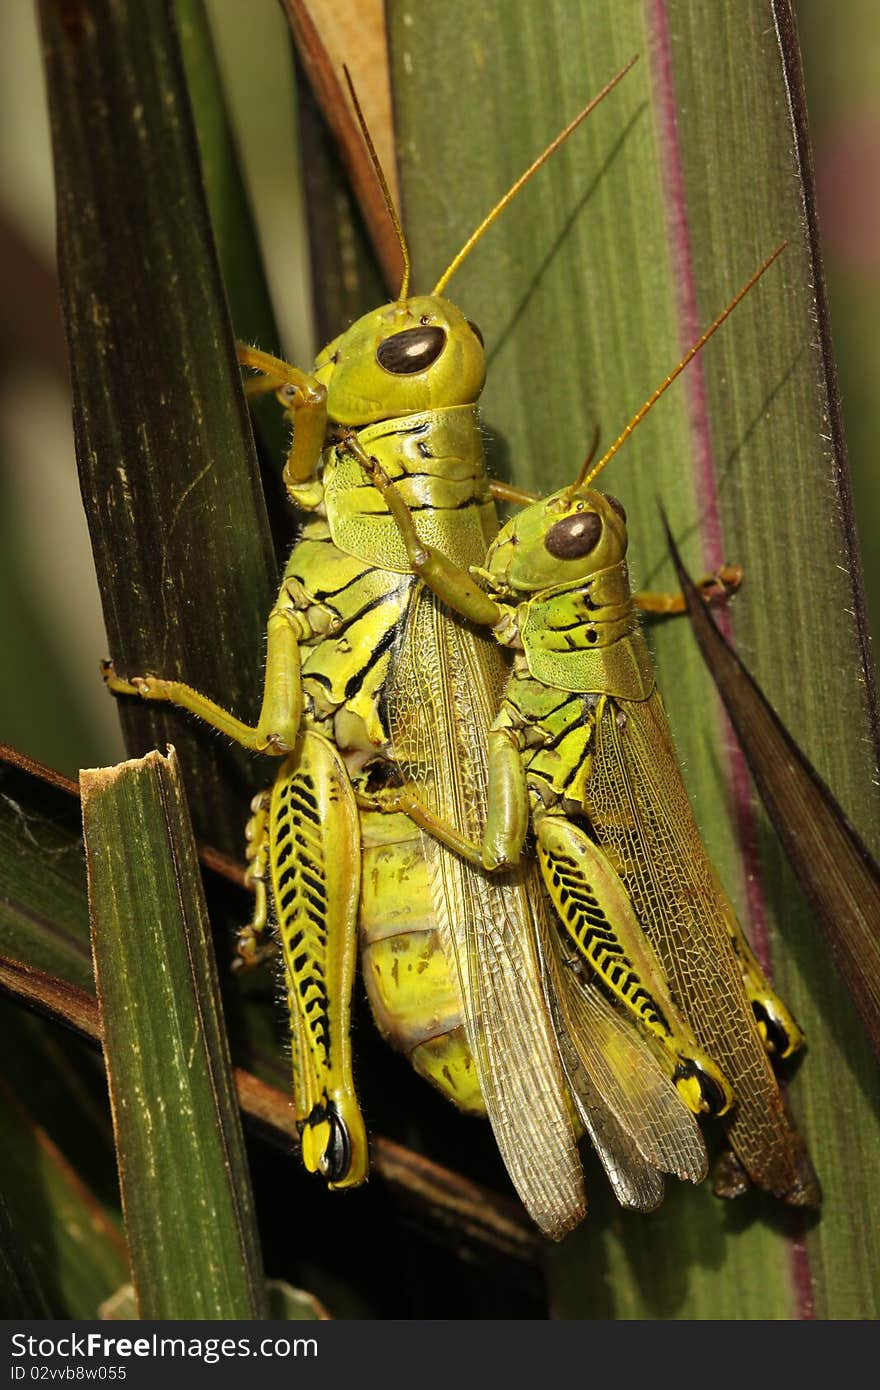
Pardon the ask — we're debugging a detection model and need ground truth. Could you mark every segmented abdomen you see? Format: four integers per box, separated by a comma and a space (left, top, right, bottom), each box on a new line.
358, 807, 483, 1115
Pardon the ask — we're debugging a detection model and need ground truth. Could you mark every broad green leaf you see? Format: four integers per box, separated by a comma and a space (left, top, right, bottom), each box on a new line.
386, 0, 880, 1318
39, 0, 278, 856
0, 748, 126, 1318
81, 748, 268, 1319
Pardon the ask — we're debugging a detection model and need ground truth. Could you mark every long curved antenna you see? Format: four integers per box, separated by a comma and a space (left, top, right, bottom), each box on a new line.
565, 424, 602, 504
582, 242, 787, 489
343, 65, 411, 301
431, 56, 639, 297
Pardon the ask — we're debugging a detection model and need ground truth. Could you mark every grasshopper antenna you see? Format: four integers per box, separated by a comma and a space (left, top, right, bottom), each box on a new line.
343, 64, 411, 301
582, 242, 788, 489
431, 56, 639, 297
565, 424, 602, 503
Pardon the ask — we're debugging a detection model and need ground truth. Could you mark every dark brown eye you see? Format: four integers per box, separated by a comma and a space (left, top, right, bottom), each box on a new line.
605, 494, 627, 523
467, 319, 484, 346
545, 511, 602, 559
376, 326, 446, 374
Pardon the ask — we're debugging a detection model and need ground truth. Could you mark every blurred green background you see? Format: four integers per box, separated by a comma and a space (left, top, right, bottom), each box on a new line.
0, 0, 877, 779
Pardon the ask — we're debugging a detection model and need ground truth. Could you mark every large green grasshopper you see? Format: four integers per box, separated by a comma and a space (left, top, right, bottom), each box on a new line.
360, 254, 820, 1206
104, 61, 717, 1238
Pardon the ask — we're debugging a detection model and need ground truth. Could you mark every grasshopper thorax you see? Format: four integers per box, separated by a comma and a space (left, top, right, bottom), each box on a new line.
486, 487, 629, 596
313, 295, 486, 428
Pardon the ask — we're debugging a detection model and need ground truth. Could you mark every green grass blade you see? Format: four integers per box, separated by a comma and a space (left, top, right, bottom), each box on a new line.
387, 0, 880, 1318
39, 0, 278, 856
81, 748, 268, 1319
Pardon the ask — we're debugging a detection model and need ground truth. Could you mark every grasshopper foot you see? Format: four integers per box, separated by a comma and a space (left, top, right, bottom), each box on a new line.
751, 995, 806, 1061
673, 1049, 735, 1117
233, 923, 278, 972
300, 1097, 369, 1190
101, 659, 171, 703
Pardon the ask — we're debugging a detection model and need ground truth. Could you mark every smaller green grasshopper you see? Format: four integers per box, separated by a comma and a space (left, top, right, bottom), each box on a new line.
355, 247, 819, 1205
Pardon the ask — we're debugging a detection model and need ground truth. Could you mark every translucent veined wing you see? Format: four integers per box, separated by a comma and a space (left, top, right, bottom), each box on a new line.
586, 689, 818, 1203
538, 909, 708, 1204
387, 582, 585, 1237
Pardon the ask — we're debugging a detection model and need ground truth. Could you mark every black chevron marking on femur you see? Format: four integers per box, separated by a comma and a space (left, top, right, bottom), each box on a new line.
298, 973, 323, 998
271, 771, 340, 1068
548, 854, 621, 944
276, 860, 296, 889
299, 866, 327, 900
546, 848, 670, 1034
289, 776, 321, 822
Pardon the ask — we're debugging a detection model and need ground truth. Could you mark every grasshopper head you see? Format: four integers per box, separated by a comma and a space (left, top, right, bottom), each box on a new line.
486, 487, 629, 596
313, 295, 486, 427
308, 63, 640, 434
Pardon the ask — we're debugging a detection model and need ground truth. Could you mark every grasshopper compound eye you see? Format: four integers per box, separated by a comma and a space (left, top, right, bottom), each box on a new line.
467, 319, 484, 346
605, 494, 627, 523
376, 325, 447, 374
544, 510, 602, 559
